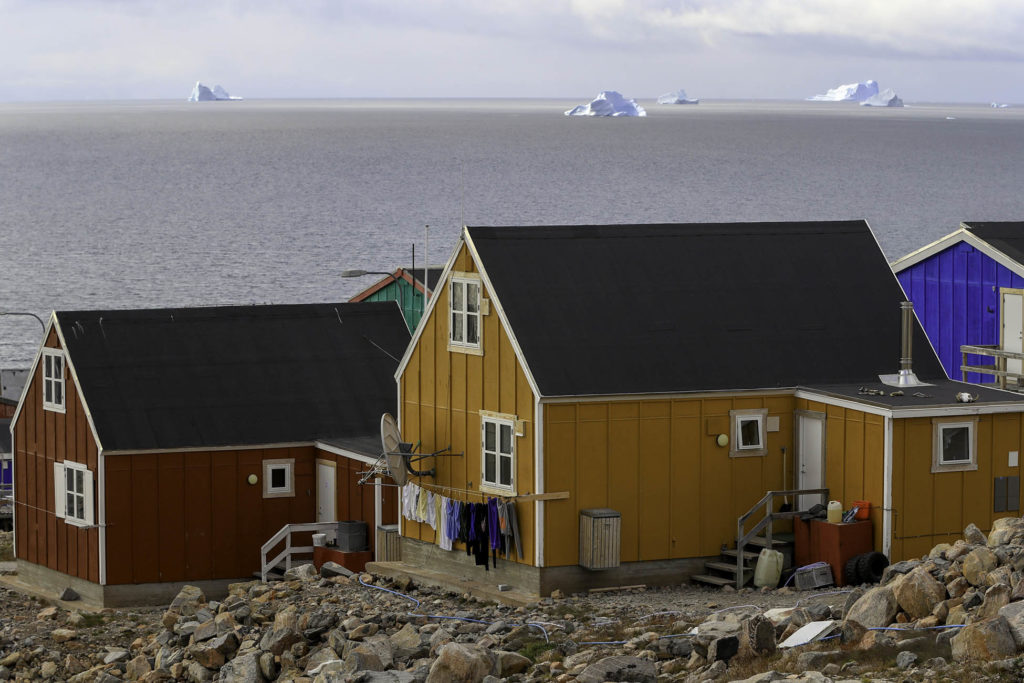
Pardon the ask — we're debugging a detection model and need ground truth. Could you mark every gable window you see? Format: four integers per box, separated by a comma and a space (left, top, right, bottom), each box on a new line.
932, 418, 978, 472
449, 275, 482, 352
42, 349, 65, 413
54, 461, 93, 527
481, 412, 515, 493
263, 458, 295, 498
730, 409, 768, 457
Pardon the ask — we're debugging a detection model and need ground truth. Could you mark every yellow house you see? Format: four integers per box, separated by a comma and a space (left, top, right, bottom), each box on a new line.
393, 221, 1024, 595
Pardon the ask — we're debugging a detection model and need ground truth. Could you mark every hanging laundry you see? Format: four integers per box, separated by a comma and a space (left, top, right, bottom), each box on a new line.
416, 485, 429, 522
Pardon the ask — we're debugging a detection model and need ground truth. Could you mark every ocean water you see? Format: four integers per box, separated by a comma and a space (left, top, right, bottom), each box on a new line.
1, 98, 1024, 367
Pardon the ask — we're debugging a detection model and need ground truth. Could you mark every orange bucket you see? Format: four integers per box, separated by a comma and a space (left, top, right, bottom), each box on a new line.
853, 501, 870, 520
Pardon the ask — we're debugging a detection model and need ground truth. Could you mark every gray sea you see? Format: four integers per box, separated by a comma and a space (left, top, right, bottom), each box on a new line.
2, 98, 1024, 367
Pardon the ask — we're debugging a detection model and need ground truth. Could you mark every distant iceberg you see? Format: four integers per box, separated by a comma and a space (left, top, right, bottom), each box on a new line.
808, 80, 879, 102
991, 102, 1010, 108
188, 81, 242, 102
860, 88, 903, 107
657, 89, 699, 105
565, 91, 646, 117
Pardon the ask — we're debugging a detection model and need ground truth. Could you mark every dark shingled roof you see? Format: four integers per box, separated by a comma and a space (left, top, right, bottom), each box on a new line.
964, 222, 1024, 265
56, 302, 409, 452
467, 221, 946, 397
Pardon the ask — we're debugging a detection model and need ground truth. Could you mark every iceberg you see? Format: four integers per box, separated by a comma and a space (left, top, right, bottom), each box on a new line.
188, 81, 242, 102
991, 102, 1010, 108
860, 88, 903, 107
565, 91, 646, 117
808, 80, 879, 102
657, 89, 699, 105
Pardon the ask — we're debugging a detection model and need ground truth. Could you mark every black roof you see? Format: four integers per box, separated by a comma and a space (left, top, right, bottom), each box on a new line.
407, 267, 445, 291
964, 222, 1024, 265
56, 302, 409, 452
467, 221, 946, 397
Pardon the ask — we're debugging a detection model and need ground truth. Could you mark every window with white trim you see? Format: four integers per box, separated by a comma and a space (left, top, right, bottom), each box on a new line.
449, 276, 482, 351
263, 459, 295, 498
481, 414, 515, 493
54, 460, 94, 526
42, 349, 65, 413
932, 418, 978, 472
730, 409, 768, 457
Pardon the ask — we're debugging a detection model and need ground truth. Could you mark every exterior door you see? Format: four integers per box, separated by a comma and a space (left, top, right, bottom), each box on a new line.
1001, 289, 1024, 381
316, 461, 337, 523
795, 411, 826, 510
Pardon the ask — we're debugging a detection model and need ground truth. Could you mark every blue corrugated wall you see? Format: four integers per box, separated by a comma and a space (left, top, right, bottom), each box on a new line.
897, 242, 1024, 383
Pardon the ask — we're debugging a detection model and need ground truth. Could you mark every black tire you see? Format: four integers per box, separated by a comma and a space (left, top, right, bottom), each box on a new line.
856, 551, 889, 584
844, 555, 862, 586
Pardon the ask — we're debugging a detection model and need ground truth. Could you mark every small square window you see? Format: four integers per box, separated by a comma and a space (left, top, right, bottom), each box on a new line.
41, 349, 66, 413
932, 419, 977, 472
263, 459, 295, 498
730, 409, 768, 457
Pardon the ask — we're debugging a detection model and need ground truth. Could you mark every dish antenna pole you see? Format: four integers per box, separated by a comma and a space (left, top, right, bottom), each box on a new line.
424, 225, 430, 320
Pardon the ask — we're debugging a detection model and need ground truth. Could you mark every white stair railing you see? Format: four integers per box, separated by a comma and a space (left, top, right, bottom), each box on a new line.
260, 522, 338, 582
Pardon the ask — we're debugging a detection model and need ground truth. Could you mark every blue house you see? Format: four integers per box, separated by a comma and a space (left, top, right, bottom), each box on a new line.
892, 222, 1024, 387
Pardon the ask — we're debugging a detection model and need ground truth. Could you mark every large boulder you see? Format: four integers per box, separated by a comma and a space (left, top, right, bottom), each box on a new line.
963, 547, 999, 586
575, 655, 656, 683
259, 605, 302, 655
964, 523, 988, 546
218, 651, 265, 683
979, 583, 1012, 619
988, 517, 1024, 547
998, 600, 1024, 647
845, 585, 898, 627
950, 616, 1016, 661
426, 643, 495, 683
894, 567, 947, 619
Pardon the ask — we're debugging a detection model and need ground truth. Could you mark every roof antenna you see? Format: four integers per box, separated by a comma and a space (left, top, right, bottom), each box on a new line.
424, 225, 430, 321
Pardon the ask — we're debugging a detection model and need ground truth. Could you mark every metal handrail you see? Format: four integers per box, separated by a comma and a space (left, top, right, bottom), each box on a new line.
260, 522, 337, 582
735, 488, 829, 589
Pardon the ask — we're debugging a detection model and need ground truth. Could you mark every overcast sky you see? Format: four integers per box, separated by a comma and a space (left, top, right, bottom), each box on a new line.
3, 0, 1023, 103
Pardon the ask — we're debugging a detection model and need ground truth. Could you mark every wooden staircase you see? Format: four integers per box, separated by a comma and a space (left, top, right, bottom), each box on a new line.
691, 488, 828, 589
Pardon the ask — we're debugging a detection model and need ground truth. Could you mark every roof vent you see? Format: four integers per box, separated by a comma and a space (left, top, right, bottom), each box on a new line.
879, 301, 930, 387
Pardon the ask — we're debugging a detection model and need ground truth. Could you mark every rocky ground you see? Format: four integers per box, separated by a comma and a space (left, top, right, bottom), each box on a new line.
3, 522, 1024, 682
0, 532, 12, 562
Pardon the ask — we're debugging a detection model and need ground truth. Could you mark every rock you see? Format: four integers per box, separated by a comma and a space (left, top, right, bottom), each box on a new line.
343, 649, 384, 673
426, 642, 496, 682
390, 622, 422, 650
701, 659, 727, 679
284, 563, 318, 581
964, 522, 987, 545
880, 560, 919, 585
963, 547, 998, 586
190, 643, 225, 669
929, 543, 952, 559
259, 605, 302, 655
998, 600, 1024, 647
839, 619, 867, 644
947, 576, 970, 598
59, 587, 81, 601
125, 654, 152, 679
39, 661, 58, 677
707, 635, 739, 663
169, 585, 206, 616
186, 660, 214, 681
844, 585, 898, 627
988, 516, 1024, 546
742, 614, 776, 656
319, 561, 354, 578
979, 583, 1012, 618
220, 651, 265, 682
51, 628, 77, 643
575, 655, 656, 683
258, 651, 277, 680
896, 650, 918, 669
795, 649, 842, 671
104, 649, 129, 664
494, 650, 531, 675
951, 616, 1016, 661
349, 622, 380, 640
894, 566, 947, 619
304, 646, 341, 674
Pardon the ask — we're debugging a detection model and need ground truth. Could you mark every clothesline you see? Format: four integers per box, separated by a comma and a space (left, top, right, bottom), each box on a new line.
413, 480, 570, 503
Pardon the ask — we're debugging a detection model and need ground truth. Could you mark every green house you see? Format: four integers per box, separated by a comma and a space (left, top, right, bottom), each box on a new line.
349, 267, 442, 331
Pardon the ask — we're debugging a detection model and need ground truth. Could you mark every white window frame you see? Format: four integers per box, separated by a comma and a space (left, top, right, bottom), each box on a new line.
932, 418, 978, 473
54, 460, 94, 527
41, 348, 66, 413
730, 409, 768, 457
263, 458, 295, 498
480, 412, 516, 494
448, 274, 483, 354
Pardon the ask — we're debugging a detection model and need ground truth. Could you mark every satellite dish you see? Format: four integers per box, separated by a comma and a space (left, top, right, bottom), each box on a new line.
380, 413, 409, 485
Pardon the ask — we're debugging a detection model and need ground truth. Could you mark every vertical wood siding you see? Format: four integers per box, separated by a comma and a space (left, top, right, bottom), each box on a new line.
890, 413, 1023, 559
398, 245, 536, 565
897, 242, 1024, 383
13, 329, 100, 582
313, 451, 398, 553
105, 446, 315, 584
543, 395, 796, 567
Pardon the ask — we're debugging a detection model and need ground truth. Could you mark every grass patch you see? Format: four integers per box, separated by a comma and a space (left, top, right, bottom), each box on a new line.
519, 639, 557, 662
79, 613, 106, 627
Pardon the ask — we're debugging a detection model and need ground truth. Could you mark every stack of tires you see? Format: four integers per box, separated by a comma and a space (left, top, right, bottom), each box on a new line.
844, 551, 889, 585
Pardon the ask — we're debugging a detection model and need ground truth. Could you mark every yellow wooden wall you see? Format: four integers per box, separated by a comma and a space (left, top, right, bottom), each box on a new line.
543, 395, 796, 567
398, 244, 536, 565
891, 413, 1024, 560
796, 399, 886, 553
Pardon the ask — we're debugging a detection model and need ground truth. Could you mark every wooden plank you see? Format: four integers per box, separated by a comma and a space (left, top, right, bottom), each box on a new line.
514, 491, 569, 502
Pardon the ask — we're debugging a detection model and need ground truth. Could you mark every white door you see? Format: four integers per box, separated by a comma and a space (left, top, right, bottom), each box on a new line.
796, 412, 825, 510
1002, 290, 1024, 380
317, 462, 337, 523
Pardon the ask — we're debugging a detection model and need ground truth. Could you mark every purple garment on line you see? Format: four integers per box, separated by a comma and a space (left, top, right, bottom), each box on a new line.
488, 498, 500, 550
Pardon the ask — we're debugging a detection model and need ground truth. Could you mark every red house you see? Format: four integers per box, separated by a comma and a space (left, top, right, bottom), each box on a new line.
11, 302, 407, 606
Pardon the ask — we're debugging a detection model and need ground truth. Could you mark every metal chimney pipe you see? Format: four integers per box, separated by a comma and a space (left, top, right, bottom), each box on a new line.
899, 300, 914, 375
